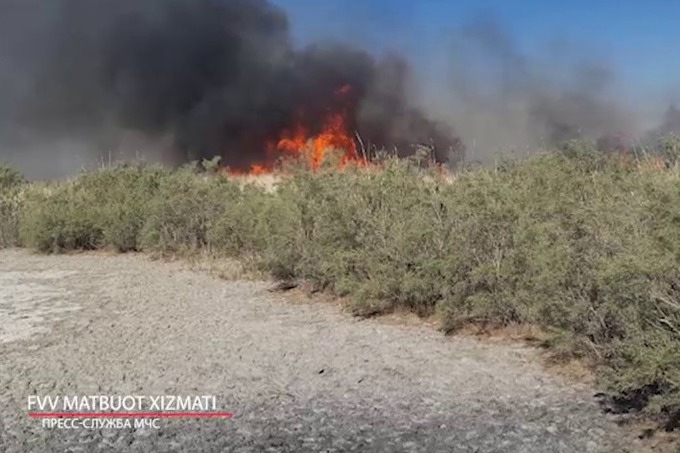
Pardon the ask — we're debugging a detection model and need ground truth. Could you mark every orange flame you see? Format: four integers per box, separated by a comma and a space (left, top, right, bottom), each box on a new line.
273, 112, 358, 169
227, 84, 361, 175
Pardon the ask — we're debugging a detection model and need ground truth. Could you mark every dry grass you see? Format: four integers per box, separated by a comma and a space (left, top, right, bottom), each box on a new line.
183, 250, 264, 281
226, 172, 283, 192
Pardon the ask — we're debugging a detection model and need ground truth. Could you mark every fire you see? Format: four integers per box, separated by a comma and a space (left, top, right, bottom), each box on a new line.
227, 84, 361, 175
249, 164, 268, 175
225, 164, 268, 176
272, 112, 358, 170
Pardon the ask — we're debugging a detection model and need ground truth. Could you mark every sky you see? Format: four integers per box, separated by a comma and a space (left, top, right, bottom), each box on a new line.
273, 0, 680, 109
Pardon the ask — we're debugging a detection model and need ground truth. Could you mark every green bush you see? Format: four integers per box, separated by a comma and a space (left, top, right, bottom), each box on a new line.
0, 164, 26, 248
19, 163, 168, 252
19, 182, 104, 252
0, 164, 26, 190
245, 153, 680, 425
10, 146, 680, 431
206, 184, 274, 259
140, 167, 242, 255
73, 163, 169, 251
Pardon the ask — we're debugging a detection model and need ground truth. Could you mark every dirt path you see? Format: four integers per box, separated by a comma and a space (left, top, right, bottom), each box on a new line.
0, 249, 655, 452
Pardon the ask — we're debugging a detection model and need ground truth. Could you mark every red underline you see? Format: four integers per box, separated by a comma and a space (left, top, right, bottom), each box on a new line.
28, 412, 233, 418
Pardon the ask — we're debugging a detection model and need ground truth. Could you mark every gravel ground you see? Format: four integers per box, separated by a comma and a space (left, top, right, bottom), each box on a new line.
0, 249, 657, 452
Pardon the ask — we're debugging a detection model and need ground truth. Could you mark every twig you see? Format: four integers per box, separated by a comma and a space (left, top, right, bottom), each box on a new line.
354, 130, 368, 165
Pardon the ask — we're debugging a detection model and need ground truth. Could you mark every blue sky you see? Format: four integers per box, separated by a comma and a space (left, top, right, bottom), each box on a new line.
272, 0, 680, 102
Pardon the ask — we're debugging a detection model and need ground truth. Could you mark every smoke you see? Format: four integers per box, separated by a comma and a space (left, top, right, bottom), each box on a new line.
0, 0, 462, 178
2, 2, 677, 178
650, 104, 680, 139
425, 14, 641, 161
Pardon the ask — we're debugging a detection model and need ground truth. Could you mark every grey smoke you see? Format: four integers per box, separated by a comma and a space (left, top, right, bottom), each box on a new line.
426, 14, 641, 160
0, 0, 462, 178
0, 3, 676, 178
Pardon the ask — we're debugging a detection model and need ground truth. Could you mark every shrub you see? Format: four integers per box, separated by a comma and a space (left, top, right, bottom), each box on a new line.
19, 182, 104, 252
140, 167, 242, 255
206, 184, 274, 259
10, 144, 680, 432
0, 164, 26, 248
78, 163, 169, 251
0, 164, 26, 190
19, 162, 168, 252
249, 152, 680, 426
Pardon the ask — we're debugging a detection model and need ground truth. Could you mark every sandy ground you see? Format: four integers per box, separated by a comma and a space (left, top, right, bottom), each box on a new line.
0, 249, 661, 452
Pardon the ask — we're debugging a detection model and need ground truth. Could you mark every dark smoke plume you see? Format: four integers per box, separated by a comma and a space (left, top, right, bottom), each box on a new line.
0, 0, 463, 177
